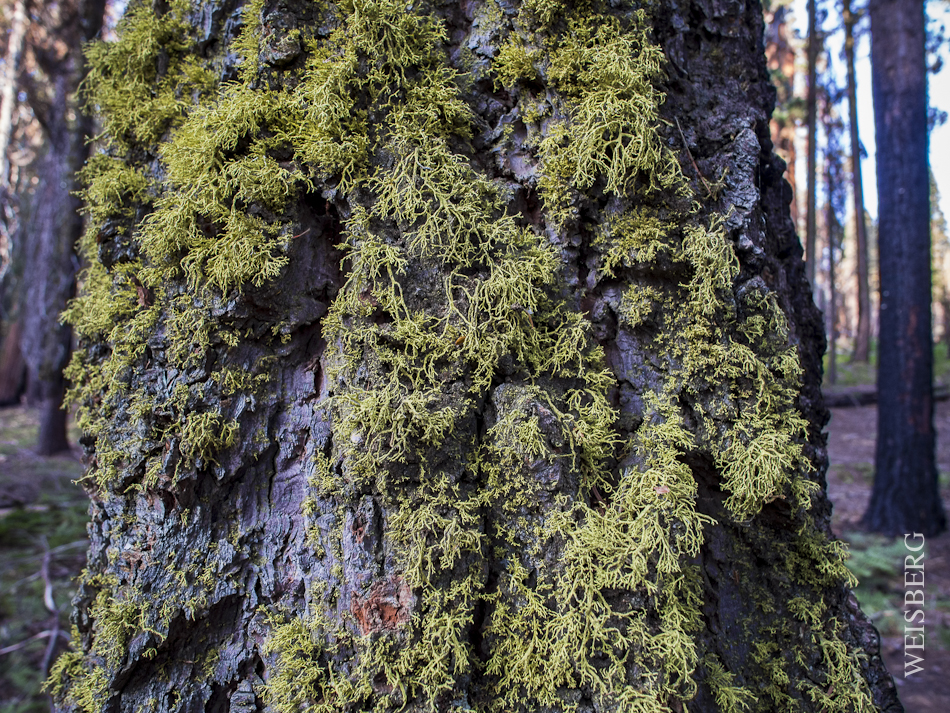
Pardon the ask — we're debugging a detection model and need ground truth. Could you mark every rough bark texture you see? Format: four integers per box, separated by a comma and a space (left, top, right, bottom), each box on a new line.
19, 0, 106, 455
865, 0, 946, 537
53, 1, 902, 712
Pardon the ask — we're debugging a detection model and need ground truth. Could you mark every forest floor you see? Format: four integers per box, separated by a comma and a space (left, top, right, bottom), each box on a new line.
0, 407, 85, 713
1, 395, 949, 711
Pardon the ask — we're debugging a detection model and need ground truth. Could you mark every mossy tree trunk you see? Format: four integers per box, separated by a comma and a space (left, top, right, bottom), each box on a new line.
53, 1, 902, 711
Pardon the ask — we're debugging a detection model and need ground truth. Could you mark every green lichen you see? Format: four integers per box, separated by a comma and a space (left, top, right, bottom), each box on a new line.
45, 644, 110, 713
537, 13, 685, 228
263, 612, 368, 713
704, 655, 757, 712
60, 0, 877, 710
83, 0, 215, 149
493, 39, 540, 88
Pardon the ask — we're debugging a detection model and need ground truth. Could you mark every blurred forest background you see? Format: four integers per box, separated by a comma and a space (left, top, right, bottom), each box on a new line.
1, 0, 950, 711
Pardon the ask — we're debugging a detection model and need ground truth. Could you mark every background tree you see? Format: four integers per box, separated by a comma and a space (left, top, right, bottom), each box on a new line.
0, 0, 28, 185
806, 0, 821, 286
14, 0, 106, 454
822, 78, 847, 386
932, 175, 950, 355
864, 0, 946, 535
0, 0, 31, 406
49, 1, 902, 711
843, 0, 872, 363
764, 1, 801, 227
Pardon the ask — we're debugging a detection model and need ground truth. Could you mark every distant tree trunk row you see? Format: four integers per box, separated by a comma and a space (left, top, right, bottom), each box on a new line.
843, 0, 872, 364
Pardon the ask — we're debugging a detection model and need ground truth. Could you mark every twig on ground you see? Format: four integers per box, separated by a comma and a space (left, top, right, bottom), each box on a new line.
0, 629, 69, 656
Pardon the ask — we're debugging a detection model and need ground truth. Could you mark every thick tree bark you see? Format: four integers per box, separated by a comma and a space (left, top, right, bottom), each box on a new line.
844, 0, 871, 364
864, 0, 946, 536
51, 1, 902, 712
19, 0, 105, 455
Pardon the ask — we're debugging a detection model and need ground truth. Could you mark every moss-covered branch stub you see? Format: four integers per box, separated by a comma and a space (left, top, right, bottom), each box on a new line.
54, 1, 886, 712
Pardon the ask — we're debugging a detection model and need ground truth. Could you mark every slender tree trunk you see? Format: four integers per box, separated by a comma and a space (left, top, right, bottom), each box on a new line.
766, 6, 799, 228
20, 0, 105, 455
865, 0, 946, 536
827, 186, 838, 387
0, 318, 25, 405
50, 1, 903, 711
943, 296, 950, 359
844, 0, 872, 363
0, 0, 28, 185
806, 0, 819, 287
0, 0, 28, 284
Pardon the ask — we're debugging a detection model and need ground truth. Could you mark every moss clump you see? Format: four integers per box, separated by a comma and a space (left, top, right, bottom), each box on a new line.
531, 13, 686, 228
704, 655, 757, 712
83, 0, 215, 149
493, 39, 540, 88
262, 614, 365, 712
45, 645, 110, 713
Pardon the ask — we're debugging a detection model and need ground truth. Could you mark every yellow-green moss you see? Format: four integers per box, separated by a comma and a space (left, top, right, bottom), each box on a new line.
45, 643, 110, 713
537, 13, 685, 228
84, 0, 215, 149
704, 655, 757, 712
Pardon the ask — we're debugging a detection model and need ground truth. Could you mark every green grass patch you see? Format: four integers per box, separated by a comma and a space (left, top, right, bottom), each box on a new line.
827, 463, 875, 485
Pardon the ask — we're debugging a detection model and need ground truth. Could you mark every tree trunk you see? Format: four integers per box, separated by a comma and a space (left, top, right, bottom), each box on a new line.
942, 296, 950, 359
806, 0, 819, 288
51, 1, 903, 712
19, 0, 105, 455
0, 0, 29, 287
864, 0, 946, 536
765, 5, 799, 228
844, 0, 872, 364
827, 184, 838, 388
0, 0, 28, 185
0, 317, 25, 405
